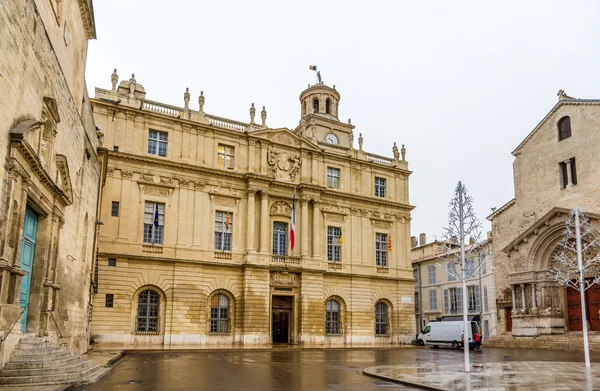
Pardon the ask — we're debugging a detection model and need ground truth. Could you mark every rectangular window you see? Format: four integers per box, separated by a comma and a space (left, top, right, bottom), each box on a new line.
143, 201, 165, 245
484, 286, 489, 313
272, 222, 288, 256
214, 211, 232, 251
327, 226, 342, 262
465, 258, 475, 279
571, 157, 577, 185
148, 130, 168, 157
445, 287, 462, 314
447, 262, 457, 281
427, 265, 436, 284
375, 233, 388, 267
467, 285, 481, 313
111, 201, 119, 217
429, 290, 437, 311
374, 177, 386, 198
413, 268, 419, 282
481, 257, 487, 275
560, 161, 568, 189
113, 146, 119, 152
108, 258, 117, 267
218, 144, 235, 169
105, 294, 114, 308
327, 167, 340, 189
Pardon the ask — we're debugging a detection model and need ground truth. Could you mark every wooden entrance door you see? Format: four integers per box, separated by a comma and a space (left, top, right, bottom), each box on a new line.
272, 295, 293, 344
505, 307, 512, 332
19, 207, 38, 332
567, 285, 583, 331
585, 283, 600, 331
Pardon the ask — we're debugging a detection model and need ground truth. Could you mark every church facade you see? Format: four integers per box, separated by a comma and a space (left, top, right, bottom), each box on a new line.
0, 0, 100, 366
489, 91, 600, 337
89, 72, 415, 348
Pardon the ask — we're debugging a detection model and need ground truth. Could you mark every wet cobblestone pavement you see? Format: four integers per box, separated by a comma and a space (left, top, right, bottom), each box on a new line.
72, 347, 600, 391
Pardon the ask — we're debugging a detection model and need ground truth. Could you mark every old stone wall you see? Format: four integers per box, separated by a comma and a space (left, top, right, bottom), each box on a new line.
0, 0, 99, 366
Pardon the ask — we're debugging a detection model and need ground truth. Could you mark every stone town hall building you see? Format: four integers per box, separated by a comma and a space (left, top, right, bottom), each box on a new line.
89, 72, 416, 347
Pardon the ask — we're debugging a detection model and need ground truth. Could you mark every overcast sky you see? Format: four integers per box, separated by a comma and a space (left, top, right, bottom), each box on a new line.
86, 0, 600, 243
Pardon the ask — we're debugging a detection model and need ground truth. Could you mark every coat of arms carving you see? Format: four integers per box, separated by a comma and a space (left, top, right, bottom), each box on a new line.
267, 149, 301, 181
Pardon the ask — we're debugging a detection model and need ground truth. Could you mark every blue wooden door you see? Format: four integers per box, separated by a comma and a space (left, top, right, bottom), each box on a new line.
19, 207, 38, 332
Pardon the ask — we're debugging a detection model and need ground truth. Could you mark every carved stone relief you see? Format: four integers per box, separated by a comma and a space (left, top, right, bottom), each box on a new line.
271, 272, 298, 286
270, 201, 291, 216
144, 186, 169, 198
325, 214, 344, 224
211, 195, 238, 208
372, 221, 390, 230
267, 148, 301, 181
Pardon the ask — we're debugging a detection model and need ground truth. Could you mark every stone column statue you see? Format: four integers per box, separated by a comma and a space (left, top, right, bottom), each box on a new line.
261, 106, 267, 127
349, 130, 354, 149
392, 142, 399, 161
128, 74, 136, 97
250, 103, 256, 124
198, 91, 205, 113
358, 133, 364, 151
111, 68, 118, 91
184, 88, 190, 109
401, 144, 406, 161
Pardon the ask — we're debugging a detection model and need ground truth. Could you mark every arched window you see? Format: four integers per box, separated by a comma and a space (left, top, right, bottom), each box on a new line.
325, 299, 340, 334
375, 301, 388, 335
313, 98, 319, 113
325, 98, 331, 114
137, 290, 160, 333
483, 286, 489, 313
558, 116, 571, 141
210, 294, 229, 333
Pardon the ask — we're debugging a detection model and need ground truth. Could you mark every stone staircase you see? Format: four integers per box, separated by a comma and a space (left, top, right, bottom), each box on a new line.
485, 332, 600, 351
0, 335, 107, 387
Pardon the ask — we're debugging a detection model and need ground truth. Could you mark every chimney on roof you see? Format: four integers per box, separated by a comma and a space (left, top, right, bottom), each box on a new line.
411, 236, 417, 248
419, 233, 426, 246
451, 235, 457, 243
469, 237, 475, 246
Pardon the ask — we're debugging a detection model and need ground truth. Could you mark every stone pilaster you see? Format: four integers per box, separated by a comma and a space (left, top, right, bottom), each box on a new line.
259, 192, 269, 253
312, 201, 320, 258
246, 189, 256, 253
300, 198, 309, 257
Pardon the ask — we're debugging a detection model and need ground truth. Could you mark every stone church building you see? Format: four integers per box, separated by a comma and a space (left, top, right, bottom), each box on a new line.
89, 72, 416, 348
0, 0, 101, 368
489, 91, 600, 338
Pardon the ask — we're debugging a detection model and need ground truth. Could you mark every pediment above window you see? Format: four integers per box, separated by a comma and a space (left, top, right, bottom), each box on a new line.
55, 155, 73, 204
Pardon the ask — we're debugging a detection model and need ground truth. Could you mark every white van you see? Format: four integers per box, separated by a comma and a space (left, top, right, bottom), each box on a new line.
417, 321, 480, 349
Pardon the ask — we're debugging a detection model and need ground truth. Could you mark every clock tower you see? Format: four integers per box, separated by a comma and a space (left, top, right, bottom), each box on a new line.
295, 81, 355, 149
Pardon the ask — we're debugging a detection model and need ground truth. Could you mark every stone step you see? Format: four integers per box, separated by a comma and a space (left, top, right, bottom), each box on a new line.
0, 365, 104, 385
13, 346, 64, 355
9, 351, 71, 362
1, 360, 94, 377
16, 341, 57, 350
4, 355, 82, 370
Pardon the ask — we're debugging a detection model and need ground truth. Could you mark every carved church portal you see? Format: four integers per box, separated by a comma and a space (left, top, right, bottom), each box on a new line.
272, 295, 293, 344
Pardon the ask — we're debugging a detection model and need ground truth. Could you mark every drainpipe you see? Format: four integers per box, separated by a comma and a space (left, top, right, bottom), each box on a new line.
417, 263, 423, 334
86, 146, 108, 350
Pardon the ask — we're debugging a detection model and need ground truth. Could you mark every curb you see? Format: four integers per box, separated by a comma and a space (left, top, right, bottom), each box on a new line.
362, 369, 445, 391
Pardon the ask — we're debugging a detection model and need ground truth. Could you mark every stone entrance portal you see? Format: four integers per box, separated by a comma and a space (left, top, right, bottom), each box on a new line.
272, 295, 293, 344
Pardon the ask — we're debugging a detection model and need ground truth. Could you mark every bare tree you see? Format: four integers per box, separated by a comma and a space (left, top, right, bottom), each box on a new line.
548, 206, 600, 367
435, 181, 490, 373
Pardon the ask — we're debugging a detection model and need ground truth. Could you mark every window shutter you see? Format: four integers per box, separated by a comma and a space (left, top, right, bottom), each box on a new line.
444, 289, 449, 314
457, 287, 463, 313
475, 285, 481, 313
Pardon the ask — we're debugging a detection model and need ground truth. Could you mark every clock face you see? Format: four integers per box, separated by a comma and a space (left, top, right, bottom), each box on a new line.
325, 134, 338, 145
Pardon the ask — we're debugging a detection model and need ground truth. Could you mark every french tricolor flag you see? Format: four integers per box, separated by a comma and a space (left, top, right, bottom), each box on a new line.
290, 191, 296, 250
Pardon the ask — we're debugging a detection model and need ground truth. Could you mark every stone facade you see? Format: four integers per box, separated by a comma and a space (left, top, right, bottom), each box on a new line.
0, 0, 100, 367
411, 234, 497, 339
89, 74, 416, 348
488, 91, 600, 337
